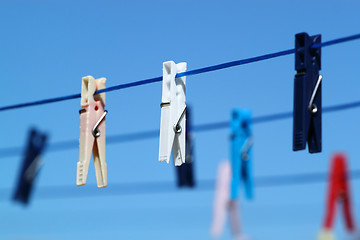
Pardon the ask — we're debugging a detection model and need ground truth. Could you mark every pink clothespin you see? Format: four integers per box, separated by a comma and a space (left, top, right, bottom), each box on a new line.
77, 76, 108, 188
211, 160, 248, 240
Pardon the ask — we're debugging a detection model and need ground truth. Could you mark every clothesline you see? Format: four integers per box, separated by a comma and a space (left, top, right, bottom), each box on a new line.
1, 33, 359, 112
0, 169, 358, 201
1, 99, 359, 158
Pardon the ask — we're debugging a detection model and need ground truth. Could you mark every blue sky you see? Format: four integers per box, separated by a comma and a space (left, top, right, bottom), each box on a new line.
1, 0, 360, 239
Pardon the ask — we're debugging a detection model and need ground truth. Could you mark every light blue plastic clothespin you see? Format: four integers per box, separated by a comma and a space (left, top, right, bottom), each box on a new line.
230, 109, 253, 200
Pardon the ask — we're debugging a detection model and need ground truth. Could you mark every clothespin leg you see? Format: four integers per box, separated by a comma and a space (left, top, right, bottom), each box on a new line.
228, 200, 241, 236
229, 200, 249, 240
342, 195, 356, 231
159, 110, 175, 163
93, 141, 107, 188
93, 100, 107, 188
172, 112, 186, 166
231, 140, 240, 200
308, 108, 322, 153
211, 161, 231, 237
324, 179, 337, 229
293, 74, 307, 150
77, 111, 95, 186
242, 157, 254, 199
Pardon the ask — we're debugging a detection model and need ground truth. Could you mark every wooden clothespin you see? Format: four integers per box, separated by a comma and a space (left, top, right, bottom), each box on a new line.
231, 109, 253, 200
77, 76, 107, 188
13, 128, 47, 205
293, 32, 322, 153
159, 61, 187, 166
318, 153, 356, 240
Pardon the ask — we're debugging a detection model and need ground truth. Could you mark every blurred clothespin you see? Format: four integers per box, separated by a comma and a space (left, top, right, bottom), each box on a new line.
293, 32, 322, 153
77, 76, 107, 188
159, 61, 187, 166
231, 109, 253, 200
176, 106, 195, 187
318, 153, 356, 240
211, 161, 248, 240
13, 128, 47, 205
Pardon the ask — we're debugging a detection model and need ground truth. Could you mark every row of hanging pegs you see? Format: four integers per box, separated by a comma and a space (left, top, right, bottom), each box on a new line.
11, 31, 327, 197
8, 32, 355, 240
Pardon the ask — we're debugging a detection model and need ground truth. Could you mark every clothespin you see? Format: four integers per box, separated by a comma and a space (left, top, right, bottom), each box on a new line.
176, 106, 195, 187
159, 61, 187, 166
211, 161, 248, 240
230, 109, 253, 200
293, 32, 322, 153
13, 128, 47, 205
77, 76, 107, 188
318, 153, 356, 240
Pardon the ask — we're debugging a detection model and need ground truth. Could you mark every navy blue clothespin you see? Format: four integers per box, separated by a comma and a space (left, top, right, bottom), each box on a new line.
230, 109, 253, 200
176, 106, 195, 187
293, 32, 322, 153
13, 128, 47, 205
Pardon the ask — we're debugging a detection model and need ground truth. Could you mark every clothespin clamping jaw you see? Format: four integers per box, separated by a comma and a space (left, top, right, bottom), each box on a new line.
159, 61, 187, 166
230, 109, 253, 200
293, 32, 322, 153
176, 106, 195, 187
77, 76, 107, 188
318, 153, 356, 240
13, 128, 47, 205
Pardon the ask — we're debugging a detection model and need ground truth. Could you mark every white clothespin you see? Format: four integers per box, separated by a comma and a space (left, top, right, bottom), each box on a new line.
77, 76, 107, 188
159, 61, 187, 166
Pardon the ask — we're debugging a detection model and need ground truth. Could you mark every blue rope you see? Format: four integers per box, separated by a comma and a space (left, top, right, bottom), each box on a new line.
2, 100, 360, 157
1, 33, 360, 112
0, 93, 81, 111
95, 76, 163, 94
323, 100, 360, 113
1, 170, 360, 200
312, 33, 360, 49
175, 49, 295, 78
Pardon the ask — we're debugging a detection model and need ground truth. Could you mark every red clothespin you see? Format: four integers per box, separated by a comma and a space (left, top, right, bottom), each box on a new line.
318, 153, 356, 240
